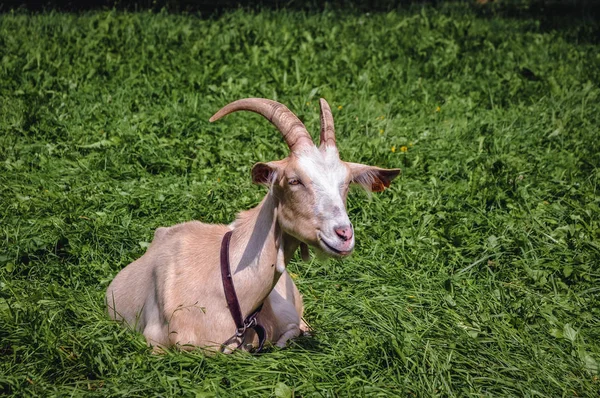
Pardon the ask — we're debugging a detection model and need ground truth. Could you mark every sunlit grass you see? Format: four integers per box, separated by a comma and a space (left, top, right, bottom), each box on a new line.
1, 4, 599, 396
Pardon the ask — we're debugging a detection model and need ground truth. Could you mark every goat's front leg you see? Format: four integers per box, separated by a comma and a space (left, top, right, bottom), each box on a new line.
258, 270, 305, 348
274, 323, 302, 348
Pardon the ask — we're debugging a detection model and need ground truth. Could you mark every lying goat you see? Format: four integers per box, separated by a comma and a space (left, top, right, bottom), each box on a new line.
106, 98, 400, 352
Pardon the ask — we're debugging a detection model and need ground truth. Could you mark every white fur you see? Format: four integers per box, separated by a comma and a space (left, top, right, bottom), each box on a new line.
297, 147, 354, 253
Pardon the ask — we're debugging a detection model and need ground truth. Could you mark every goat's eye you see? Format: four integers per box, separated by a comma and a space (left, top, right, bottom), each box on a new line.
288, 178, 302, 186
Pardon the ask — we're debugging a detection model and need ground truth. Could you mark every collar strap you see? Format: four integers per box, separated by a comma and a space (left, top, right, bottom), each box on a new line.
220, 230, 266, 352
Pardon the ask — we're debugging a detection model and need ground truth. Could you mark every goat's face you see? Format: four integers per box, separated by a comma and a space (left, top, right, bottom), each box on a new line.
211, 98, 400, 258
256, 146, 354, 256
252, 145, 399, 257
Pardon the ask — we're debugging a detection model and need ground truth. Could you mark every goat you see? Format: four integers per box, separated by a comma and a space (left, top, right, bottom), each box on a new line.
106, 98, 400, 352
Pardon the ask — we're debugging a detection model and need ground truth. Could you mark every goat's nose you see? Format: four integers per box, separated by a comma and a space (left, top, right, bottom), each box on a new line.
334, 225, 353, 241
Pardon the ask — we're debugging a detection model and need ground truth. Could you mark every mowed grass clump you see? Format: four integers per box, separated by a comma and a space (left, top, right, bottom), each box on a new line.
1, 4, 599, 396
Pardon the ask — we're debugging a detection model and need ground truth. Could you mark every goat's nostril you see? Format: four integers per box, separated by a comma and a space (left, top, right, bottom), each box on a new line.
334, 226, 353, 241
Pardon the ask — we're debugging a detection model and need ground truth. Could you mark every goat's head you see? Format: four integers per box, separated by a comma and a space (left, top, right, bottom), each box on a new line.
210, 98, 400, 257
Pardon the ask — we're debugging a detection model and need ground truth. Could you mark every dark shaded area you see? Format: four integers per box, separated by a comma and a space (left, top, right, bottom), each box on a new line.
1, 0, 599, 17
2, 1, 598, 45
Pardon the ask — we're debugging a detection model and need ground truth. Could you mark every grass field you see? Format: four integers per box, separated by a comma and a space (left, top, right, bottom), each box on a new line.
1, 3, 599, 396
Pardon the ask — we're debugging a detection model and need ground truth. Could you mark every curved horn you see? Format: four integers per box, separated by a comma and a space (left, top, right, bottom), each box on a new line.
319, 98, 337, 151
209, 98, 314, 153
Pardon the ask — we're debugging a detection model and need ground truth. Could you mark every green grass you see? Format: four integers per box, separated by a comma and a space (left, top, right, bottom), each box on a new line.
1, 3, 599, 396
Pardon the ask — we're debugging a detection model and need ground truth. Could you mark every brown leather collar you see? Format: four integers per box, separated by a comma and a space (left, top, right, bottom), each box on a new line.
220, 230, 266, 352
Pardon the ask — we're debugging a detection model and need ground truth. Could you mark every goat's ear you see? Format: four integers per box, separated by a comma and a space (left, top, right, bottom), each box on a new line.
348, 162, 401, 193
251, 161, 284, 186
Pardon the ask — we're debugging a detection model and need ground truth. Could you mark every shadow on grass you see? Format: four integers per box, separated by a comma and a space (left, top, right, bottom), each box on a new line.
255, 333, 328, 354
289, 333, 329, 352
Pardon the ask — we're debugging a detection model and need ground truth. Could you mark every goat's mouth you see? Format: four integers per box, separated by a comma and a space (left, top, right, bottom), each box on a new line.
318, 234, 353, 257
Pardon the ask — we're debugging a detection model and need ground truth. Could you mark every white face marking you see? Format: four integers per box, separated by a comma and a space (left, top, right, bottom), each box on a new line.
297, 146, 352, 235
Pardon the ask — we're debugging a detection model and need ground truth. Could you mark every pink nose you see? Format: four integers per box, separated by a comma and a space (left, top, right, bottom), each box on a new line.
334, 225, 353, 241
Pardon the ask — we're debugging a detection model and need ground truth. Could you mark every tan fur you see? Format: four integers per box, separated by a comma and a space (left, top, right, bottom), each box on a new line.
107, 194, 307, 351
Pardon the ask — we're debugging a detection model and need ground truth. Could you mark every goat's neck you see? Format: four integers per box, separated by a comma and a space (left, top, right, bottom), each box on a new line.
228, 193, 299, 317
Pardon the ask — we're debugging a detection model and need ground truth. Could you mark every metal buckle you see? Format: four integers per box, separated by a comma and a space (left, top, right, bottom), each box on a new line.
245, 316, 257, 329
236, 313, 257, 338
235, 326, 246, 337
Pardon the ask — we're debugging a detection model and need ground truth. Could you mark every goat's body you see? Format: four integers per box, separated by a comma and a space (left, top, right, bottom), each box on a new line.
107, 197, 305, 351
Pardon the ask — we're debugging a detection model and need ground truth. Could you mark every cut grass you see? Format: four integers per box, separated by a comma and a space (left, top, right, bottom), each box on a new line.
1, 4, 599, 396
